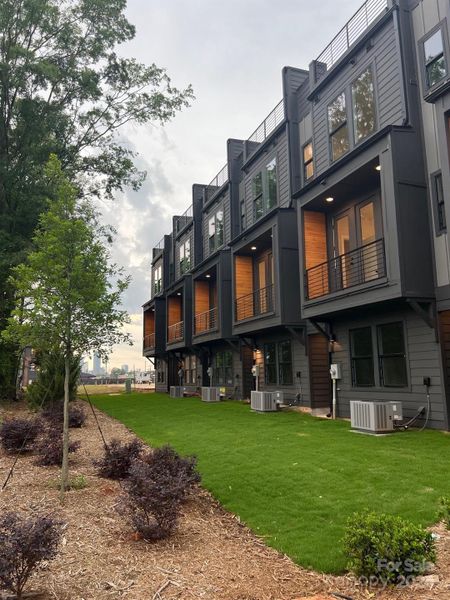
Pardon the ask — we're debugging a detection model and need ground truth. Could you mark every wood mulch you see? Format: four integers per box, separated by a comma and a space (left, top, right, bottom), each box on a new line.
1, 400, 450, 600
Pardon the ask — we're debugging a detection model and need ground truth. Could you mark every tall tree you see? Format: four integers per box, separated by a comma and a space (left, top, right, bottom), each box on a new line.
3, 155, 131, 499
0, 0, 193, 395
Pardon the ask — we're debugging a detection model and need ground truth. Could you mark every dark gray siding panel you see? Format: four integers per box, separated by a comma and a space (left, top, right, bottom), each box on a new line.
331, 305, 446, 429
312, 17, 404, 177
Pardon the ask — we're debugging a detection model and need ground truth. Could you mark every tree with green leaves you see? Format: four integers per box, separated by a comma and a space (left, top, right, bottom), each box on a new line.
0, 0, 193, 396
3, 155, 131, 500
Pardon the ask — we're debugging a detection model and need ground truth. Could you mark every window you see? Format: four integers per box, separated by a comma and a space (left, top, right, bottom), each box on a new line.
156, 359, 165, 383
252, 157, 278, 221
377, 322, 408, 387
240, 200, 245, 231
328, 93, 349, 161
208, 208, 224, 254
350, 327, 375, 386
303, 142, 314, 181
184, 355, 197, 385
214, 351, 233, 386
179, 238, 191, 274
153, 264, 162, 295
433, 172, 447, 233
424, 29, 447, 89
352, 67, 376, 144
264, 340, 292, 385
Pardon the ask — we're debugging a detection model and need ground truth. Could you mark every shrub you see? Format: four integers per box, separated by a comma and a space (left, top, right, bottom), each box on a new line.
438, 497, 450, 529
143, 445, 201, 500
41, 401, 86, 428
119, 447, 200, 541
35, 429, 81, 466
26, 351, 80, 408
0, 417, 41, 453
119, 459, 181, 540
343, 511, 436, 585
49, 474, 87, 491
94, 438, 143, 480
0, 511, 63, 599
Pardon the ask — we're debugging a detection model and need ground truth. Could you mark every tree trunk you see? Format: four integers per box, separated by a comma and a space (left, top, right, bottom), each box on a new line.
60, 354, 70, 503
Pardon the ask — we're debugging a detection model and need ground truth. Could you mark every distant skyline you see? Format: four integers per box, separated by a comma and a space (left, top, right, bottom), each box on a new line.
103, 0, 367, 368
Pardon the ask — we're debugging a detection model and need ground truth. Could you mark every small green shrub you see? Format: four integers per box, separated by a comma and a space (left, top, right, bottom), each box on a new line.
49, 474, 87, 490
343, 511, 435, 585
438, 497, 450, 529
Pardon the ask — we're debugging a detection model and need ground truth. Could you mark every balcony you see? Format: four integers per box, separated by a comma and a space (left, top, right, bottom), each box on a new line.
143, 333, 155, 349
205, 164, 228, 203
194, 307, 218, 335
168, 320, 184, 343
235, 284, 274, 321
305, 238, 386, 300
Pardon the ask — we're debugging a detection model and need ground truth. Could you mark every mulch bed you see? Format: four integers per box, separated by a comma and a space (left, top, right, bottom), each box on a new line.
1, 400, 449, 600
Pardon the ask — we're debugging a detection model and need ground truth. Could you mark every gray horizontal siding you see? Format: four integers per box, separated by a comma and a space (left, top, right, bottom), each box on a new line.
330, 305, 446, 429
312, 17, 404, 177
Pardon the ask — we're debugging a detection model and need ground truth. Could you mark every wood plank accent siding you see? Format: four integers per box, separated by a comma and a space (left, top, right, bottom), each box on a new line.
143, 311, 155, 335
167, 296, 182, 326
194, 281, 210, 315
235, 255, 254, 320
308, 333, 331, 410
304, 211, 329, 298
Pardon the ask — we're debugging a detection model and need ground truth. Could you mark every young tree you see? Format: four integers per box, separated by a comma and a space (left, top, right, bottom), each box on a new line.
0, 0, 194, 396
3, 155, 131, 500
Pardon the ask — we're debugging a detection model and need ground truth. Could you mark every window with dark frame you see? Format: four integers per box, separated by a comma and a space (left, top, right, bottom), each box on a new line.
179, 238, 191, 274
350, 327, 375, 387
240, 200, 245, 231
377, 322, 408, 387
214, 351, 233, 386
266, 158, 277, 210
303, 142, 314, 181
153, 264, 162, 295
433, 172, 447, 233
352, 67, 376, 144
264, 340, 292, 385
423, 28, 447, 89
208, 208, 224, 254
252, 157, 278, 221
328, 92, 349, 161
252, 172, 263, 221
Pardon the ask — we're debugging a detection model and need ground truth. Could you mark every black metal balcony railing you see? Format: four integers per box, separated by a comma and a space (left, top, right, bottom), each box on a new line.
168, 321, 184, 343
205, 164, 228, 203
315, 0, 388, 79
305, 238, 386, 300
235, 284, 274, 322
143, 333, 155, 349
247, 100, 285, 146
174, 205, 193, 233
194, 307, 218, 335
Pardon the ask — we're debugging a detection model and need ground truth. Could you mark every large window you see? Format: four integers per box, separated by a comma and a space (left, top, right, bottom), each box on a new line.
214, 351, 233, 386
264, 340, 292, 385
184, 355, 197, 385
208, 208, 224, 254
252, 157, 278, 221
352, 67, 376, 144
350, 327, 375, 387
179, 238, 191, 274
303, 141, 314, 181
328, 93, 349, 161
432, 172, 447, 233
377, 322, 408, 387
153, 264, 162, 295
423, 28, 447, 89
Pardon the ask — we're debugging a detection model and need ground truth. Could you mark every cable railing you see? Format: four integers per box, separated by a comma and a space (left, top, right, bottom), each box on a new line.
152, 236, 165, 258
205, 164, 228, 202
247, 100, 285, 146
143, 333, 155, 349
194, 307, 218, 335
305, 238, 386, 300
315, 0, 388, 79
235, 284, 274, 322
174, 205, 193, 233
167, 320, 184, 343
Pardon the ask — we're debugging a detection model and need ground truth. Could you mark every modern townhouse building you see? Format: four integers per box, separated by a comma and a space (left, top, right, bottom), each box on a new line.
143, 0, 450, 429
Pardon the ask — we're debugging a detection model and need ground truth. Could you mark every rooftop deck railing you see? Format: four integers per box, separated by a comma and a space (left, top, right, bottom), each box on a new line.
315, 0, 388, 80
205, 164, 228, 202
174, 205, 193, 233
247, 100, 285, 146
305, 238, 386, 300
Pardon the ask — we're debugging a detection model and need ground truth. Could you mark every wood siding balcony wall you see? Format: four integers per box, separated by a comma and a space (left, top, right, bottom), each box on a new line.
235, 255, 254, 320
167, 296, 183, 343
304, 211, 329, 299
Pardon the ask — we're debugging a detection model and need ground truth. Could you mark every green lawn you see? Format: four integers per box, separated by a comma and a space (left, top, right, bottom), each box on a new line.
89, 392, 450, 573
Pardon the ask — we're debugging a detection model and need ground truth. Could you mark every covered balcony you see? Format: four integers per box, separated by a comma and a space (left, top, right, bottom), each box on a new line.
234, 230, 274, 322
167, 293, 184, 344
143, 308, 155, 351
194, 269, 218, 335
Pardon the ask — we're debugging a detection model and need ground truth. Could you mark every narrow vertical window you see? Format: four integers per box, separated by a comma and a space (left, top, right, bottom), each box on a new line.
352, 67, 376, 143
180, 239, 191, 274
208, 215, 215, 254
266, 158, 277, 210
303, 142, 314, 181
328, 92, 349, 161
253, 172, 263, 220
377, 322, 408, 387
433, 172, 447, 233
350, 327, 375, 386
278, 340, 292, 385
216, 209, 224, 247
423, 29, 447, 89
264, 343, 277, 384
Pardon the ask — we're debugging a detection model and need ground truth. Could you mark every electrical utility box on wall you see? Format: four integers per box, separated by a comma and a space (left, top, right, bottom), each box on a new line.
330, 363, 342, 379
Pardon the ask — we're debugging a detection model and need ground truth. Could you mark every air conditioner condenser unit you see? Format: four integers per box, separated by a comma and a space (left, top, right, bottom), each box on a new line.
169, 386, 183, 398
350, 400, 398, 433
251, 391, 278, 412
201, 387, 221, 402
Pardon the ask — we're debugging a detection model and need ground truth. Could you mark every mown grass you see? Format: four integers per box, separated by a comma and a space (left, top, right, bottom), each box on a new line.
89, 392, 450, 573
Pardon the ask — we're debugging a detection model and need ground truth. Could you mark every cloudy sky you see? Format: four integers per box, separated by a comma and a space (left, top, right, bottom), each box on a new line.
100, 0, 366, 372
